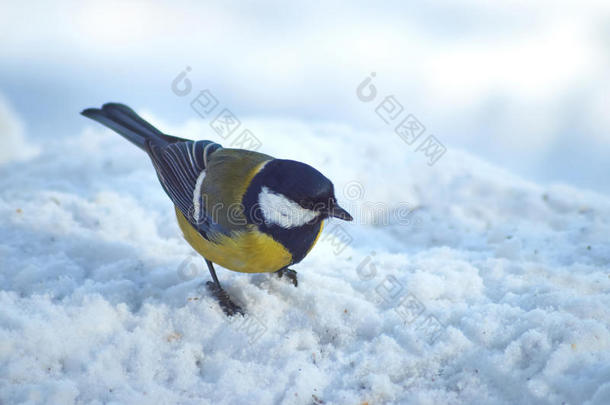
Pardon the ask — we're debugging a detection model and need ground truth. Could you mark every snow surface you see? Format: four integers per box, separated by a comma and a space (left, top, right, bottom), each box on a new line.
1, 107, 609, 405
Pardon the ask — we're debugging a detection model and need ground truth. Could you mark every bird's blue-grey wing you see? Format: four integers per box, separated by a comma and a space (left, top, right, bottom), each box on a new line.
145, 139, 226, 238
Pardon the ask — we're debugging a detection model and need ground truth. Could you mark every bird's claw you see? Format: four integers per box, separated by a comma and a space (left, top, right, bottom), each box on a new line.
276, 268, 298, 287
205, 281, 244, 316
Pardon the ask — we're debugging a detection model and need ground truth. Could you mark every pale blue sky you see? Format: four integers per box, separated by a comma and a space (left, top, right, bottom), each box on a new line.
1, 0, 609, 194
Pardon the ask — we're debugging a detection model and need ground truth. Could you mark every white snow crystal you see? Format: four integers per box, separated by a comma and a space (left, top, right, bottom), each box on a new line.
0, 114, 609, 405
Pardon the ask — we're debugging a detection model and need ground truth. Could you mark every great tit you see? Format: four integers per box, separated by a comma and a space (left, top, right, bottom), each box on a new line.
81, 103, 353, 315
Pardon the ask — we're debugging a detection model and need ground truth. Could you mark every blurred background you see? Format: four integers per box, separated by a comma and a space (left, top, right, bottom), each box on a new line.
1, 0, 609, 194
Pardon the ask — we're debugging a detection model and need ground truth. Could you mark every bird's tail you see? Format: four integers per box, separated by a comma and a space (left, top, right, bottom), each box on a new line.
81, 103, 185, 150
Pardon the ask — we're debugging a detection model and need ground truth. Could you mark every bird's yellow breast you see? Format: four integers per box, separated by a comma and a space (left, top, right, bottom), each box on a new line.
175, 206, 292, 273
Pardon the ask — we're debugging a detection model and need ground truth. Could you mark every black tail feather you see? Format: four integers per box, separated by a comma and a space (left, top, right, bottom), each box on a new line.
81, 103, 186, 150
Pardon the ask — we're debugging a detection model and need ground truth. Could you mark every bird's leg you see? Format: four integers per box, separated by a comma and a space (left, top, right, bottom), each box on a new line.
204, 259, 244, 316
275, 267, 298, 287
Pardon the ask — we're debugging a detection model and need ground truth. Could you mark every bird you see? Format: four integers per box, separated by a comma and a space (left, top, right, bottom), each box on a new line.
81, 103, 353, 316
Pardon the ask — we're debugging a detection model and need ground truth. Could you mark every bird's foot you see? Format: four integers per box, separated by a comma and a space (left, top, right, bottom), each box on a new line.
275, 268, 298, 287
205, 281, 244, 316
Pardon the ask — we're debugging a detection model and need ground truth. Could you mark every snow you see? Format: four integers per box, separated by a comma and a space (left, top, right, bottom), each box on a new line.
1, 105, 609, 405
0, 95, 38, 165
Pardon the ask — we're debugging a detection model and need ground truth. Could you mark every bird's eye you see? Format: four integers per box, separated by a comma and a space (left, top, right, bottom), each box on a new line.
300, 200, 314, 209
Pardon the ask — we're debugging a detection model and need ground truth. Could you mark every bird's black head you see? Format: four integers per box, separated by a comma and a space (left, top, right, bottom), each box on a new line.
243, 159, 353, 228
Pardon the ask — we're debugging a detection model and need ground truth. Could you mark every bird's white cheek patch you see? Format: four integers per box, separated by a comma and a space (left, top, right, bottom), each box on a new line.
258, 187, 319, 228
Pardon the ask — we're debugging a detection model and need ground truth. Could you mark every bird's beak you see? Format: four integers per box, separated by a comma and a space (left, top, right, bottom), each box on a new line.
327, 204, 353, 221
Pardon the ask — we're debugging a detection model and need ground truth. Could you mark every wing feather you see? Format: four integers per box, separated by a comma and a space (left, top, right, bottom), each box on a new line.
146, 139, 224, 238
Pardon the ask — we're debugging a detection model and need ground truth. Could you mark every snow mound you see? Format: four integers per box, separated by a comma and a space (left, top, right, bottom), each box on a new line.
0, 117, 609, 404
